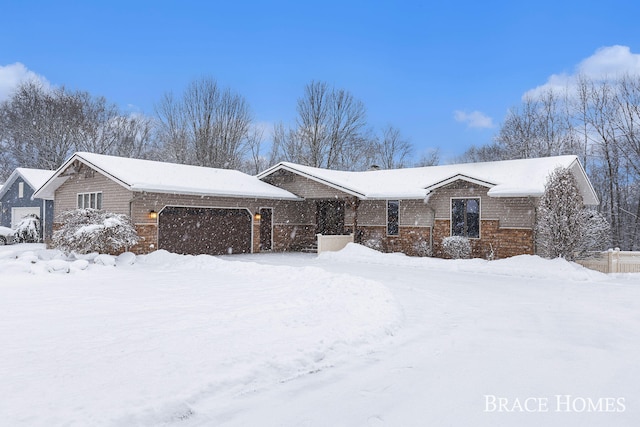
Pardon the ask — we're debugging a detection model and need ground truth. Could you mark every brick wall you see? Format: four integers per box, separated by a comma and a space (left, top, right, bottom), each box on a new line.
272, 224, 316, 252
130, 224, 158, 255
357, 225, 431, 257
252, 219, 261, 253
433, 219, 533, 259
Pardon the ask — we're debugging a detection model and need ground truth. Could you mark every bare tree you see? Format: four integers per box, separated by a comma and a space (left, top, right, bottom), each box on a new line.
415, 147, 441, 167
155, 77, 253, 169
455, 143, 507, 163
375, 125, 413, 169
0, 81, 157, 174
242, 124, 274, 175
155, 92, 190, 164
0, 81, 83, 170
271, 80, 374, 170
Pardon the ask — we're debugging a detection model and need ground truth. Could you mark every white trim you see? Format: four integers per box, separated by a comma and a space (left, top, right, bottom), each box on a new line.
424, 174, 495, 193
76, 191, 103, 209
258, 163, 367, 199
18, 182, 24, 198
450, 196, 481, 239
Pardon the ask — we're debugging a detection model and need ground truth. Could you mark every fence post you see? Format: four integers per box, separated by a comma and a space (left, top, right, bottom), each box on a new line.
607, 248, 621, 273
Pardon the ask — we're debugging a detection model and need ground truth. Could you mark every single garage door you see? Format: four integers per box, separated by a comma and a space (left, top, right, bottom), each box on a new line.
158, 207, 252, 255
11, 207, 40, 228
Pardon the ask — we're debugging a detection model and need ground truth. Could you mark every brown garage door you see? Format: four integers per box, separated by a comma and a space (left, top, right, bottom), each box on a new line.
158, 207, 252, 255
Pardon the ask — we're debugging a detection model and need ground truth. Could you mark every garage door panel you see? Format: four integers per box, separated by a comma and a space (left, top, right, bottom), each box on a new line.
11, 207, 40, 228
158, 207, 252, 255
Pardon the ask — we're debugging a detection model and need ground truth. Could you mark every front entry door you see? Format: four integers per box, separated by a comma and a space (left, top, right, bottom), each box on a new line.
316, 201, 345, 235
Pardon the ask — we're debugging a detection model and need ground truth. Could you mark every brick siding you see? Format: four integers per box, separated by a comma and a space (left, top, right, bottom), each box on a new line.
433, 219, 533, 259
357, 225, 431, 257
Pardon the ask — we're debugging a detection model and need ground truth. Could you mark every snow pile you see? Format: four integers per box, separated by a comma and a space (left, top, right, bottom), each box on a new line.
320, 243, 608, 282
0, 245, 137, 274
0, 245, 401, 426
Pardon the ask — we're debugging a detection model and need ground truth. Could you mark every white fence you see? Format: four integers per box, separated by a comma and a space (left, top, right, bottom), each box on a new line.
576, 250, 640, 273
316, 233, 354, 254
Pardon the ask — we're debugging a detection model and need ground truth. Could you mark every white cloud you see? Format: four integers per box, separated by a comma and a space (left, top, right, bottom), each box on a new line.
525, 45, 640, 98
0, 63, 50, 102
454, 110, 494, 129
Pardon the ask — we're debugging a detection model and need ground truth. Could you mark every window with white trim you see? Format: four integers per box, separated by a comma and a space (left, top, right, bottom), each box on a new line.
387, 200, 399, 236
18, 182, 24, 198
451, 198, 480, 238
77, 192, 103, 209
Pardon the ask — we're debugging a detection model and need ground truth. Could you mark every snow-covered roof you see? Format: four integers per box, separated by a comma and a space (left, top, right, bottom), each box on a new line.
257, 155, 599, 205
34, 152, 301, 200
0, 168, 56, 200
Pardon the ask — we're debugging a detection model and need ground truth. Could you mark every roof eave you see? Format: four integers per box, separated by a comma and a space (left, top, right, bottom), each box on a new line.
131, 186, 303, 201
259, 162, 368, 199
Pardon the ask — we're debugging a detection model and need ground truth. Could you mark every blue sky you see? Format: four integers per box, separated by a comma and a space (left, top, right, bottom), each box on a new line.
2, 0, 640, 162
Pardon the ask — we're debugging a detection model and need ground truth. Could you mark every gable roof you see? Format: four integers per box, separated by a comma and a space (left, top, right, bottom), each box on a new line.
33, 152, 301, 201
257, 155, 599, 205
0, 168, 56, 200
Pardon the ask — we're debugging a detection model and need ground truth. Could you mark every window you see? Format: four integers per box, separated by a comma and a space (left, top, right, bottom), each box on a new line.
451, 198, 480, 238
387, 200, 399, 236
77, 192, 102, 209
18, 182, 24, 198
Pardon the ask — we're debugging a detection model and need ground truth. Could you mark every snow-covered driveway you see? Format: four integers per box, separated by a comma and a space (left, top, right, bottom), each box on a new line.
1, 244, 638, 426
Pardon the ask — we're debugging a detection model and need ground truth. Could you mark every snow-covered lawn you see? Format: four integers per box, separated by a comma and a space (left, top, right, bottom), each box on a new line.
1, 243, 638, 426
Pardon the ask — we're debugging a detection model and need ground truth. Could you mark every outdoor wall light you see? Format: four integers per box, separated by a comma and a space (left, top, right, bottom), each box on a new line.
254, 212, 262, 221
148, 210, 158, 220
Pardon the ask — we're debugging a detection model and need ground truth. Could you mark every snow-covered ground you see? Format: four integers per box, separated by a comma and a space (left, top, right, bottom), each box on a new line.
1, 243, 638, 426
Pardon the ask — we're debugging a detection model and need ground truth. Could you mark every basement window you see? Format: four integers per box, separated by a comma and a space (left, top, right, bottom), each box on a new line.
77, 192, 103, 210
451, 198, 480, 238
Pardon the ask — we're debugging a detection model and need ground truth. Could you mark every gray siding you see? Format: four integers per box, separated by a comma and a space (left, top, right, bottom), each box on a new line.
357, 200, 433, 227
53, 164, 133, 219
263, 170, 354, 199
427, 181, 536, 228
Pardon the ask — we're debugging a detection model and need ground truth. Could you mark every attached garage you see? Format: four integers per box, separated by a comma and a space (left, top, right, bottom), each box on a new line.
158, 206, 252, 255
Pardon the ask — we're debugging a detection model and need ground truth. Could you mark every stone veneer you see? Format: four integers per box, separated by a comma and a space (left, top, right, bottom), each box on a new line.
433, 219, 534, 259
357, 226, 432, 257
131, 224, 158, 255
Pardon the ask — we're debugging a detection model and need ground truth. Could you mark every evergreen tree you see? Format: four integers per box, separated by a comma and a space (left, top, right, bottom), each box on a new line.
536, 167, 610, 260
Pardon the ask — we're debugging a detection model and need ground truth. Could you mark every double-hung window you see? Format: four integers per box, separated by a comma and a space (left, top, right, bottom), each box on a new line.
77, 192, 103, 209
387, 200, 399, 236
451, 198, 480, 238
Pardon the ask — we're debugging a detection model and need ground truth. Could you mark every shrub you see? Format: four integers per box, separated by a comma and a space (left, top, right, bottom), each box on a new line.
442, 236, 471, 259
413, 240, 432, 257
52, 209, 139, 254
536, 167, 610, 260
15, 214, 41, 243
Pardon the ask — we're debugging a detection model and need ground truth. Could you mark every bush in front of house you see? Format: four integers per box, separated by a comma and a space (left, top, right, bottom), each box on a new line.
413, 240, 432, 257
442, 236, 471, 259
52, 208, 140, 254
536, 167, 610, 261
15, 214, 41, 243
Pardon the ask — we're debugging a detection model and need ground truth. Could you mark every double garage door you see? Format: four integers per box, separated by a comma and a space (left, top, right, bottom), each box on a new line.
158, 207, 252, 255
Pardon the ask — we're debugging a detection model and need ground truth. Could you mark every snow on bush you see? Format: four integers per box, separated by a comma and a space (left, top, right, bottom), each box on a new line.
52, 209, 140, 255
15, 214, 40, 243
535, 167, 610, 261
413, 240, 432, 257
441, 236, 471, 259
